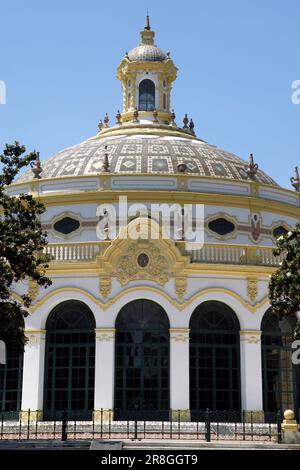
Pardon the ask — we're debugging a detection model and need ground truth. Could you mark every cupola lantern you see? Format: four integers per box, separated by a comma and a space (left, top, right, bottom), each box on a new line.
116, 16, 178, 124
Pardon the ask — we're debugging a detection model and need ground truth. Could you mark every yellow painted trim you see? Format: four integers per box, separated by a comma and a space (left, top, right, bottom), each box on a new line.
169, 328, 190, 333
239, 330, 262, 335
12, 190, 299, 219
95, 328, 116, 333
46, 261, 277, 276
29, 286, 269, 314
24, 329, 46, 334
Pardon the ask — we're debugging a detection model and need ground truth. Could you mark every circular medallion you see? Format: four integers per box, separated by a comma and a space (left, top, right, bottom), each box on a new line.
137, 253, 149, 268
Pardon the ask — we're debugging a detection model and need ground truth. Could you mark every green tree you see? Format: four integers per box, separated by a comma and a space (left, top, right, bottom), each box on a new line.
0, 142, 51, 353
269, 225, 300, 339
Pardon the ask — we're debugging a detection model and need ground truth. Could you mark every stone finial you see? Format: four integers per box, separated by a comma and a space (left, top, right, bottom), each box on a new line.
281, 409, 299, 437
102, 145, 110, 172
189, 118, 195, 135
291, 166, 300, 191
177, 163, 187, 173
104, 112, 109, 128
152, 108, 159, 123
245, 153, 259, 179
183, 113, 189, 129
133, 107, 139, 122
98, 119, 104, 131
116, 110, 122, 125
170, 109, 176, 126
30, 151, 43, 179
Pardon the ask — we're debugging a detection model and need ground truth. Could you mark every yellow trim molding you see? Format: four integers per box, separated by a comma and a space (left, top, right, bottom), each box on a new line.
29, 286, 269, 314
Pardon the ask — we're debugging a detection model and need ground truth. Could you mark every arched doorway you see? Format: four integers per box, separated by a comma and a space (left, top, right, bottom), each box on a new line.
44, 300, 95, 420
190, 301, 241, 414
138, 79, 155, 111
261, 309, 299, 412
114, 299, 170, 420
0, 317, 24, 419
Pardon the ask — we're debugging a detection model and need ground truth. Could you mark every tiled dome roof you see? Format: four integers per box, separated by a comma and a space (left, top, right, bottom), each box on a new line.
17, 134, 278, 186
127, 44, 167, 62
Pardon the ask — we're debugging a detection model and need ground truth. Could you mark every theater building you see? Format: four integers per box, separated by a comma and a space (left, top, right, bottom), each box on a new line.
1, 18, 299, 421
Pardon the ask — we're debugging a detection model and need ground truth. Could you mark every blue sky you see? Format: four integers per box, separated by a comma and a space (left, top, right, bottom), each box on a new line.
0, 0, 299, 188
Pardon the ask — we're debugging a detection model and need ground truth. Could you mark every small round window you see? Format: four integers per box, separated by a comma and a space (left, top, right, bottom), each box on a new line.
53, 217, 80, 235
208, 218, 235, 236
273, 226, 288, 239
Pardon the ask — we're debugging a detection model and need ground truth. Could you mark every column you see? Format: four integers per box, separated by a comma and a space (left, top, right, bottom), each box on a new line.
239, 330, 263, 415
94, 328, 115, 421
21, 329, 46, 421
169, 328, 190, 420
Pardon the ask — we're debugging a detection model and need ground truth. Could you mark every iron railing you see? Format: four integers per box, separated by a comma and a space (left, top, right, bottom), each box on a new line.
0, 409, 288, 443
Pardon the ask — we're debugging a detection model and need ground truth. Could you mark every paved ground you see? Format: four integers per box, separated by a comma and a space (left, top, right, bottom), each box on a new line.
0, 439, 300, 450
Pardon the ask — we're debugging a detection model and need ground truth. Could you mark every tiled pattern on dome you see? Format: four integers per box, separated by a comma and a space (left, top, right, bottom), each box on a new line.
127, 45, 167, 62
17, 136, 278, 186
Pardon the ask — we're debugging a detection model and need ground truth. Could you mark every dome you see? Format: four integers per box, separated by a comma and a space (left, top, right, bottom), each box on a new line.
17, 134, 278, 185
127, 44, 167, 62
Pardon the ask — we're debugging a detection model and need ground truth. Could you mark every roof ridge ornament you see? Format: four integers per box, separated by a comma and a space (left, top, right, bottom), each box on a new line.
245, 153, 259, 179
145, 12, 151, 31
30, 151, 43, 179
104, 112, 109, 128
290, 166, 300, 191
183, 113, 189, 129
102, 145, 110, 172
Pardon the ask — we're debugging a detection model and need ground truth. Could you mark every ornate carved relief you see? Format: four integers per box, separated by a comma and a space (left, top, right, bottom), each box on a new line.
99, 276, 112, 297
240, 331, 261, 344
250, 213, 261, 242
97, 217, 189, 290
169, 329, 190, 342
95, 329, 115, 342
247, 277, 258, 302
175, 277, 187, 300
28, 280, 39, 301
115, 241, 170, 285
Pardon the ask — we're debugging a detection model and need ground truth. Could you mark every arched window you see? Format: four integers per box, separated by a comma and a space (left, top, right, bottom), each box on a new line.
261, 309, 298, 412
138, 79, 155, 111
0, 317, 24, 418
115, 299, 169, 420
190, 301, 241, 414
44, 300, 95, 420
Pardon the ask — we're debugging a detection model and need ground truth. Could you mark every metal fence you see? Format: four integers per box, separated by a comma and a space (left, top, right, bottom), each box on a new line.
0, 409, 289, 443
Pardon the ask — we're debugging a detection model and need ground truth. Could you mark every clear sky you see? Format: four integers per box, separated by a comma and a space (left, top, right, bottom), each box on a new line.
0, 0, 299, 188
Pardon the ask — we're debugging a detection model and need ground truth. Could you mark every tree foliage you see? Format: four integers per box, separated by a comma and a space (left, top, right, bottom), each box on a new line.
269, 225, 300, 339
0, 142, 51, 353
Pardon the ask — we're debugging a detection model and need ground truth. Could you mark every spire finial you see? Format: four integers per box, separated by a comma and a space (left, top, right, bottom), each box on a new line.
145, 11, 151, 30
245, 153, 259, 179
291, 166, 300, 191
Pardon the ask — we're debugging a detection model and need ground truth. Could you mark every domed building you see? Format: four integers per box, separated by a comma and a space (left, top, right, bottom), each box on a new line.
2, 17, 300, 423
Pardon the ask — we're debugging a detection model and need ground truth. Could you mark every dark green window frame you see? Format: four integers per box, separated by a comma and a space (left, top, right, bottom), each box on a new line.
114, 299, 170, 420
190, 301, 241, 413
43, 300, 95, 420
261, 310, 298, 412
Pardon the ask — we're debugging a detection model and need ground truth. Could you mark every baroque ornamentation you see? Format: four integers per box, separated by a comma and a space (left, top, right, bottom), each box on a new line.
247, 277, 258, 302
250, 213, 261, 242
169, 329, 190, 342
240, 330, 261, 344
28, 280, 39, 301
99, 276, 112, 297
175, 277, 187, 300
95, 329, 115, 342
115, 241, 170, 285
